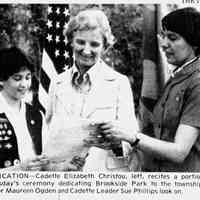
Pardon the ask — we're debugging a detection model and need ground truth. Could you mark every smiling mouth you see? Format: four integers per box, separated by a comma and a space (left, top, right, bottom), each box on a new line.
18, 89, 27, 94
165, 52, 174, 58
80, 56, 93, 61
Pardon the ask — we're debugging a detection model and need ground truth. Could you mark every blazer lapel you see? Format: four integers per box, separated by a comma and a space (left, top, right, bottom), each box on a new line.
84, 63, 118, 119
55, 70, 75, 114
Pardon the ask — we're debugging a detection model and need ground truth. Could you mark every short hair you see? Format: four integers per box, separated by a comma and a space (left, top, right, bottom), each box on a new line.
0, 46, 34, 81
64, 9, 115, 50
162, 7, 200, 55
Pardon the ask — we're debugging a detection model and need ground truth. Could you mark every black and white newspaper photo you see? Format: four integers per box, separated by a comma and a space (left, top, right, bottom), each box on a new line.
0, 0, 200, 199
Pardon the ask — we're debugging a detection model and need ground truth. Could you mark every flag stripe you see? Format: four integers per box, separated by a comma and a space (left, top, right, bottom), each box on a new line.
38, 84, 49, 109
40, 68, 51, 92
42, 49, 58, 81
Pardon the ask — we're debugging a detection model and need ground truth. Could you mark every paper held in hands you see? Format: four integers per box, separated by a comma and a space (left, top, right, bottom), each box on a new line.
43, 119, 102, 171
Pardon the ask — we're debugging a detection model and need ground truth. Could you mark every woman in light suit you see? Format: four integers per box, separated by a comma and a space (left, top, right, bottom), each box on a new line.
46, 9, 139, 171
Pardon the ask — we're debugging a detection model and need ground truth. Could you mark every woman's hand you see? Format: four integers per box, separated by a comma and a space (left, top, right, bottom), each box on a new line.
99, 121, 137, 144
83, 121, 137, 149
82, 122, 112, 150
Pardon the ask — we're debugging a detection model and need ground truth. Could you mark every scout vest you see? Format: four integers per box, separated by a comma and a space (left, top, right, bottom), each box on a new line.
0, 103, 42, 168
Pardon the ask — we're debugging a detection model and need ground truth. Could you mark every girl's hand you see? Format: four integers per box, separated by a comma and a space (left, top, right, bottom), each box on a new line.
20, 155, 49, 171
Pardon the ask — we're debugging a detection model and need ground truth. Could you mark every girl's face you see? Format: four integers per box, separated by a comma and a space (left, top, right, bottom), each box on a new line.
161, 30, 195, 66
72, 28, 104, 72
2, 68, 32, 101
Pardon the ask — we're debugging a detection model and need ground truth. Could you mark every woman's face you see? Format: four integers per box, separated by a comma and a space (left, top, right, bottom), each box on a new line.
72, 28, 104, 72
2, 68, 32, 101
161, 30, 195, 66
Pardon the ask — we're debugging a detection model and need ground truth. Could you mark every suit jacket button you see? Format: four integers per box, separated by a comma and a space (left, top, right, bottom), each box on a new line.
175, 96, 180, 101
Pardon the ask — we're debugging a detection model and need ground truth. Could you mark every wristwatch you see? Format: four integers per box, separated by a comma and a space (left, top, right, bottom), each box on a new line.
130, 133, 140, 147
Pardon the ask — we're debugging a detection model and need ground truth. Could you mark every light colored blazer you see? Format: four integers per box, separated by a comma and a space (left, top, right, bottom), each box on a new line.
46, 60, 139, 171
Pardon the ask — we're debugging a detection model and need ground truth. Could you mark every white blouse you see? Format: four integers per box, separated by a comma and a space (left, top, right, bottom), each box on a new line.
0, 93, 35, 162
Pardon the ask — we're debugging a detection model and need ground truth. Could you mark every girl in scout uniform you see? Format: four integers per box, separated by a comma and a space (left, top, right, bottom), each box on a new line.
0, 47, 47, 170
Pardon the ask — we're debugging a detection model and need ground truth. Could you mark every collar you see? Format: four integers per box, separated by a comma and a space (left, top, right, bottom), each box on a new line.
71, 59, 102, 84
0, 93, 6, 113
0, 92, 24, 114
171, 56, 199, 78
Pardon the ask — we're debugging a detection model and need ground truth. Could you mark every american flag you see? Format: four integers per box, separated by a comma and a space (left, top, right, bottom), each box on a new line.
39, 4, 73, 109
